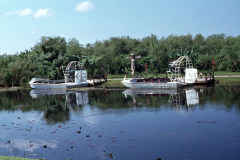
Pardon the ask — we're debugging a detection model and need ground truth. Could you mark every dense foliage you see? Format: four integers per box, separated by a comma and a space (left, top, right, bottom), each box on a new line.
0, 34, 240, 86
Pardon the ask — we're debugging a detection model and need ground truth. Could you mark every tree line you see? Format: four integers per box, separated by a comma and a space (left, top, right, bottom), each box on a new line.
0, 34, 240, 87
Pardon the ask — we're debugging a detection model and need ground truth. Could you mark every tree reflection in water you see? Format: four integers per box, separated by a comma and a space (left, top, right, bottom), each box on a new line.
0, 86, 240, 160
0, 85, 239, 124
30, 89, 89, 124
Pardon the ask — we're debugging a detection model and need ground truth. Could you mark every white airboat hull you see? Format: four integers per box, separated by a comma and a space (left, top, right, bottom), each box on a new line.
29, 82, 88, 89
121, 79, 185, 89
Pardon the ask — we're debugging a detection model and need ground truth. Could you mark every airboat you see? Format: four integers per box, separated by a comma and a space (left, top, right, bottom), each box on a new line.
29, 61, 88, 89
121, 53, 199, 89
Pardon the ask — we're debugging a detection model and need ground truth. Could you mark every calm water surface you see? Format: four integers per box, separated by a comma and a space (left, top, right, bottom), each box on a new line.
0, 85, 240, 160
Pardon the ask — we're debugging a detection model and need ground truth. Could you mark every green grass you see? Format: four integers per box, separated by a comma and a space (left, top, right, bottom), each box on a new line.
107, 74, 126, 79
214, 71, 240, 76
98, 80, 126, 88
216, 77, 240, 85
0, 156, 37, 160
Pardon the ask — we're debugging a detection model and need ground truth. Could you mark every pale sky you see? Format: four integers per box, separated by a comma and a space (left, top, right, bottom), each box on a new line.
0, 0, 240, 54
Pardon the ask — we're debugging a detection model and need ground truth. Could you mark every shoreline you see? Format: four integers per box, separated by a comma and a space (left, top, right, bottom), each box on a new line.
1, 76, 240, 91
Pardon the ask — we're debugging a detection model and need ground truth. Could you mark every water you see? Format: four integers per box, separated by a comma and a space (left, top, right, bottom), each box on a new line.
0, 86, 240, 160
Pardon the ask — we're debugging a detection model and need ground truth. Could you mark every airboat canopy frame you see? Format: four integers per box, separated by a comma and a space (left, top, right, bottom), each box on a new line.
64, 61, 85, 83
167, 56, 194, 82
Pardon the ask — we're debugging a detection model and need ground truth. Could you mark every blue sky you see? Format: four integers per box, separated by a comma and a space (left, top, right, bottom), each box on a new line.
0, 0, 240, 54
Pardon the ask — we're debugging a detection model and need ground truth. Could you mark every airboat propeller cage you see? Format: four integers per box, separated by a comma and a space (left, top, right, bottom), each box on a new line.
64, 61, 87, 84
168, 56, 198, 83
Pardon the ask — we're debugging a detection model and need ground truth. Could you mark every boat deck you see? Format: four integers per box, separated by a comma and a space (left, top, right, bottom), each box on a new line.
194, 78, 214, 85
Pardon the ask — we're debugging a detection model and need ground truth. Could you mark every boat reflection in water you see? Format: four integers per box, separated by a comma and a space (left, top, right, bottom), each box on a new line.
30, 89, 88, 108
123, 88, 199, 113
1, 86, 240, 160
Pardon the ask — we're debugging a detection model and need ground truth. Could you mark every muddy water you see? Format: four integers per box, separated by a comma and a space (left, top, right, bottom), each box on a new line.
0, 86, 240, 160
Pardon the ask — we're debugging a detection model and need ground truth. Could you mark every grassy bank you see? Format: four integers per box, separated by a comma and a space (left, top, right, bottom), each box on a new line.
216, 77, 240, 85
100, 77, 240, 88
214, 71, 240, 76
98, 80, 126, 88
2, 72, 240, 90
